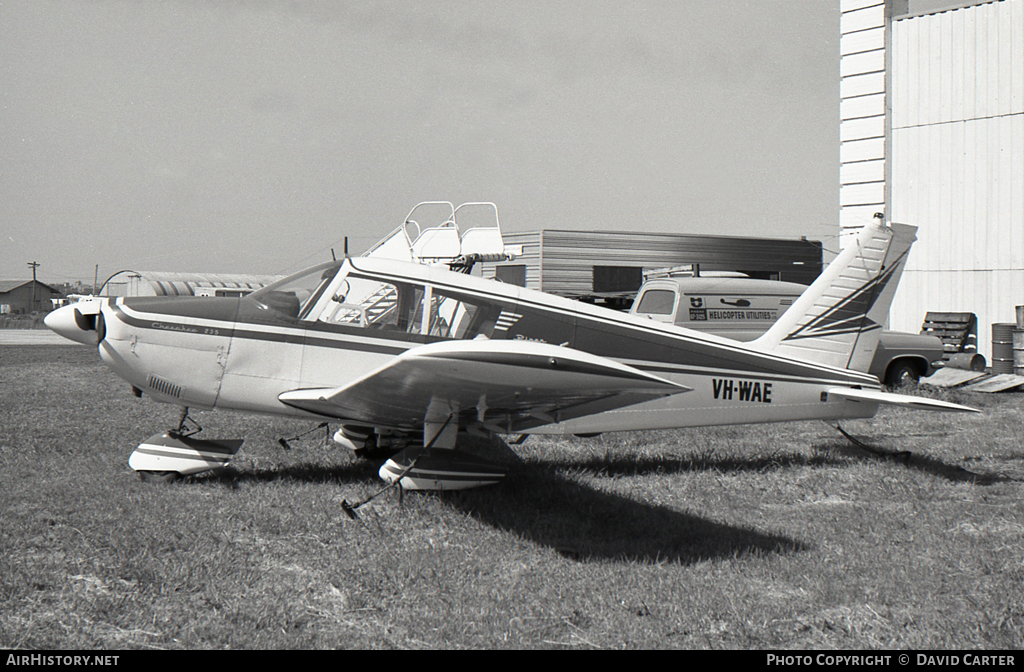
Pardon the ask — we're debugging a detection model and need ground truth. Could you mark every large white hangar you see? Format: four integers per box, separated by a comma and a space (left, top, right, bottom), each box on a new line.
841, 0, 1024, 361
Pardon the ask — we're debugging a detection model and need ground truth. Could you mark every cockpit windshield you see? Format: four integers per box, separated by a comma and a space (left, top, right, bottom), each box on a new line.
248, 261, 342, 319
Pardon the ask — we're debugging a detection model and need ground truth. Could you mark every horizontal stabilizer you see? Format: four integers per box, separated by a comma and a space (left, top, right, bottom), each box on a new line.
826, 387, 980, 413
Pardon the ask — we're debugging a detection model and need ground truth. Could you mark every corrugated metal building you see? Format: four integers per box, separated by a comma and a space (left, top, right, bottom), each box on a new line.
101, 271, 284, 298
891, 0, 1024, 361
480, 230, 823, 300
841, 0, 1024, 360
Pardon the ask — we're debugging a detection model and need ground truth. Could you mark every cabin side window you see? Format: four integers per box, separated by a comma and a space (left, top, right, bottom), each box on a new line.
317, 275, 425, 333
426, 288, 502, 340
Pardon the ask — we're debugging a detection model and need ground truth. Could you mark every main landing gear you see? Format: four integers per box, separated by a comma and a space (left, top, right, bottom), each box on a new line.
375, 416, 507, 491
130, 410, 510, 492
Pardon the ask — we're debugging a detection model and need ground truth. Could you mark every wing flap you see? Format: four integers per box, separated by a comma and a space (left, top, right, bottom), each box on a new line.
826, 387, 980, 413
279, 339, 690, 429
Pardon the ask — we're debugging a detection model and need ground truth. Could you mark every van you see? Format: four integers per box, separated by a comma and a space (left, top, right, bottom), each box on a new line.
630, 275, 944, 387
632, 276, 802, 343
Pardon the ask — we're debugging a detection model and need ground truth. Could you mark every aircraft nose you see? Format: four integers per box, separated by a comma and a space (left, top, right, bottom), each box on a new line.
44, 304, 99, 345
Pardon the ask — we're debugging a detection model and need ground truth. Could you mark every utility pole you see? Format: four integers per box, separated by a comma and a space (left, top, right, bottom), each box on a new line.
27, 261, 40, 313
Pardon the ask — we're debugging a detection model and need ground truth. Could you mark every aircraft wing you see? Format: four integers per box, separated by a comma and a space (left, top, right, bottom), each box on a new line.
278, 339, 691, 431
825, 387, 980, 413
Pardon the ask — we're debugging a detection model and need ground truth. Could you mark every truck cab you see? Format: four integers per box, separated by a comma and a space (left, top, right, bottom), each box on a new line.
630, 275, 944, 387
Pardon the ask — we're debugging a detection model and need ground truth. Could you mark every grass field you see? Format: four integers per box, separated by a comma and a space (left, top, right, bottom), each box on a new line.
1, 345, 1022, 649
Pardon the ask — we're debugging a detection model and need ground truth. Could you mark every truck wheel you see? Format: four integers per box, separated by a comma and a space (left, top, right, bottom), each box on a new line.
885, 361, 919, 388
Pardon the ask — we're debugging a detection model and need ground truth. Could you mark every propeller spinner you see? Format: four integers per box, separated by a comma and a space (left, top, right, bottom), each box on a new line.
44, 302, 103, 345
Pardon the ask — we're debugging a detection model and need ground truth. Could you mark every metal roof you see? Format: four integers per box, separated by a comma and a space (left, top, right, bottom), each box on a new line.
0, 280, 61, 294
102, 270, 285, 297
896, 1, 1002, 20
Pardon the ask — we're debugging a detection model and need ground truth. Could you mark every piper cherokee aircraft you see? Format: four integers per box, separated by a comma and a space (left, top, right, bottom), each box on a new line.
45, 212, 977, 490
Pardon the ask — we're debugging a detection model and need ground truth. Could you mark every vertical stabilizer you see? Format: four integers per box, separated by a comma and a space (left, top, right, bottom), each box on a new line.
752, 220, 917, 372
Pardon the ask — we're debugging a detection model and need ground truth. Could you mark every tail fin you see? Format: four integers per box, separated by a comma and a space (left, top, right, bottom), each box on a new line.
752, 220, 917, 372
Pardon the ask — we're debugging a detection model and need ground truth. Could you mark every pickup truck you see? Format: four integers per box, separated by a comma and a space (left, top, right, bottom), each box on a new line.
629, 275, 944, 387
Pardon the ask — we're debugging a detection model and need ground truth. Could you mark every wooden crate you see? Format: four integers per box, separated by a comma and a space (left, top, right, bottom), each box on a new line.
920, 312, 977, 354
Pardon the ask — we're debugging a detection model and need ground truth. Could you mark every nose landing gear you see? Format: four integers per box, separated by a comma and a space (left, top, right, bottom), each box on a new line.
129, 407, 244, 483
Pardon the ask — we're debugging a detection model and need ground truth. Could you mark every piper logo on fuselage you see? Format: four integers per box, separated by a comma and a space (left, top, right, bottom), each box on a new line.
712, 378, 773, 403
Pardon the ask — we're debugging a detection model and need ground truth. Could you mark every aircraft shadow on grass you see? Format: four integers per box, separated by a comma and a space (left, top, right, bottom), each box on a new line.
529, 451, 836, 479
176, 421, 1013, 563
532, 441, 1017, 486
196, 450, 807, 565
190, 422, 1015, 563
442, 466, 808, 564
814, 438, 1017, 485
424, 436, 1019, 560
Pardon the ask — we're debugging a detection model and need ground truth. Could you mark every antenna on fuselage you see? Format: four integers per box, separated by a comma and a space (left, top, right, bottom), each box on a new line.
329, 237, 349, 262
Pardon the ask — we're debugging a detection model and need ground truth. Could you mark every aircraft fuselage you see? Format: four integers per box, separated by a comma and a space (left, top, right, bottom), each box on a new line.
88, 256, 882, 436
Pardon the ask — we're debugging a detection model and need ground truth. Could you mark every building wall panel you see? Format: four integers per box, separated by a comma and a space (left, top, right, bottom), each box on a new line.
1014, 0, 1024, 110
897, 0, 1024, 125
841, 49, 886, 78
845, 0, 886, 12
842, 25, 886, 55
842, 71, 886, 98
840, 181, 886, 207
841, 158, 886, 185
843, 3, 887, 33
841, 136, 886, 164
840, 0, 890, 241
889, 0, 1024, 360
840, 115, 886, 142
842, 92, 887, 121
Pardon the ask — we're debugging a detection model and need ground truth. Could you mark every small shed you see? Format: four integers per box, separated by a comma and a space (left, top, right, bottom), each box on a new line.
0, 280, 63, 314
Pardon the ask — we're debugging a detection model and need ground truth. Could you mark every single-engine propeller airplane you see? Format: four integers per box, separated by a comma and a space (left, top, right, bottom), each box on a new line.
46, 210, 978, 490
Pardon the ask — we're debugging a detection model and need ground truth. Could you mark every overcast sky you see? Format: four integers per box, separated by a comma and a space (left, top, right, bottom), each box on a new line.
0, 0, 952, 283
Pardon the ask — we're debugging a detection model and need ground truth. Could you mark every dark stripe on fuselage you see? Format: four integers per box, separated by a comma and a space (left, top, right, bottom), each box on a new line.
113, 301, 408, 356
121, 296, 242, 321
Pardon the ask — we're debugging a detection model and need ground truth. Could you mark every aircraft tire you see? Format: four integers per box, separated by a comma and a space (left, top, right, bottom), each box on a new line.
138, 470, 179, 484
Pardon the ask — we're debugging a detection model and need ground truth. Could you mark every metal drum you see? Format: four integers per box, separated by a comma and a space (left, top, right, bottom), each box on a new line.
1014, 329, 1024, 376
992, 323, 1016, 374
